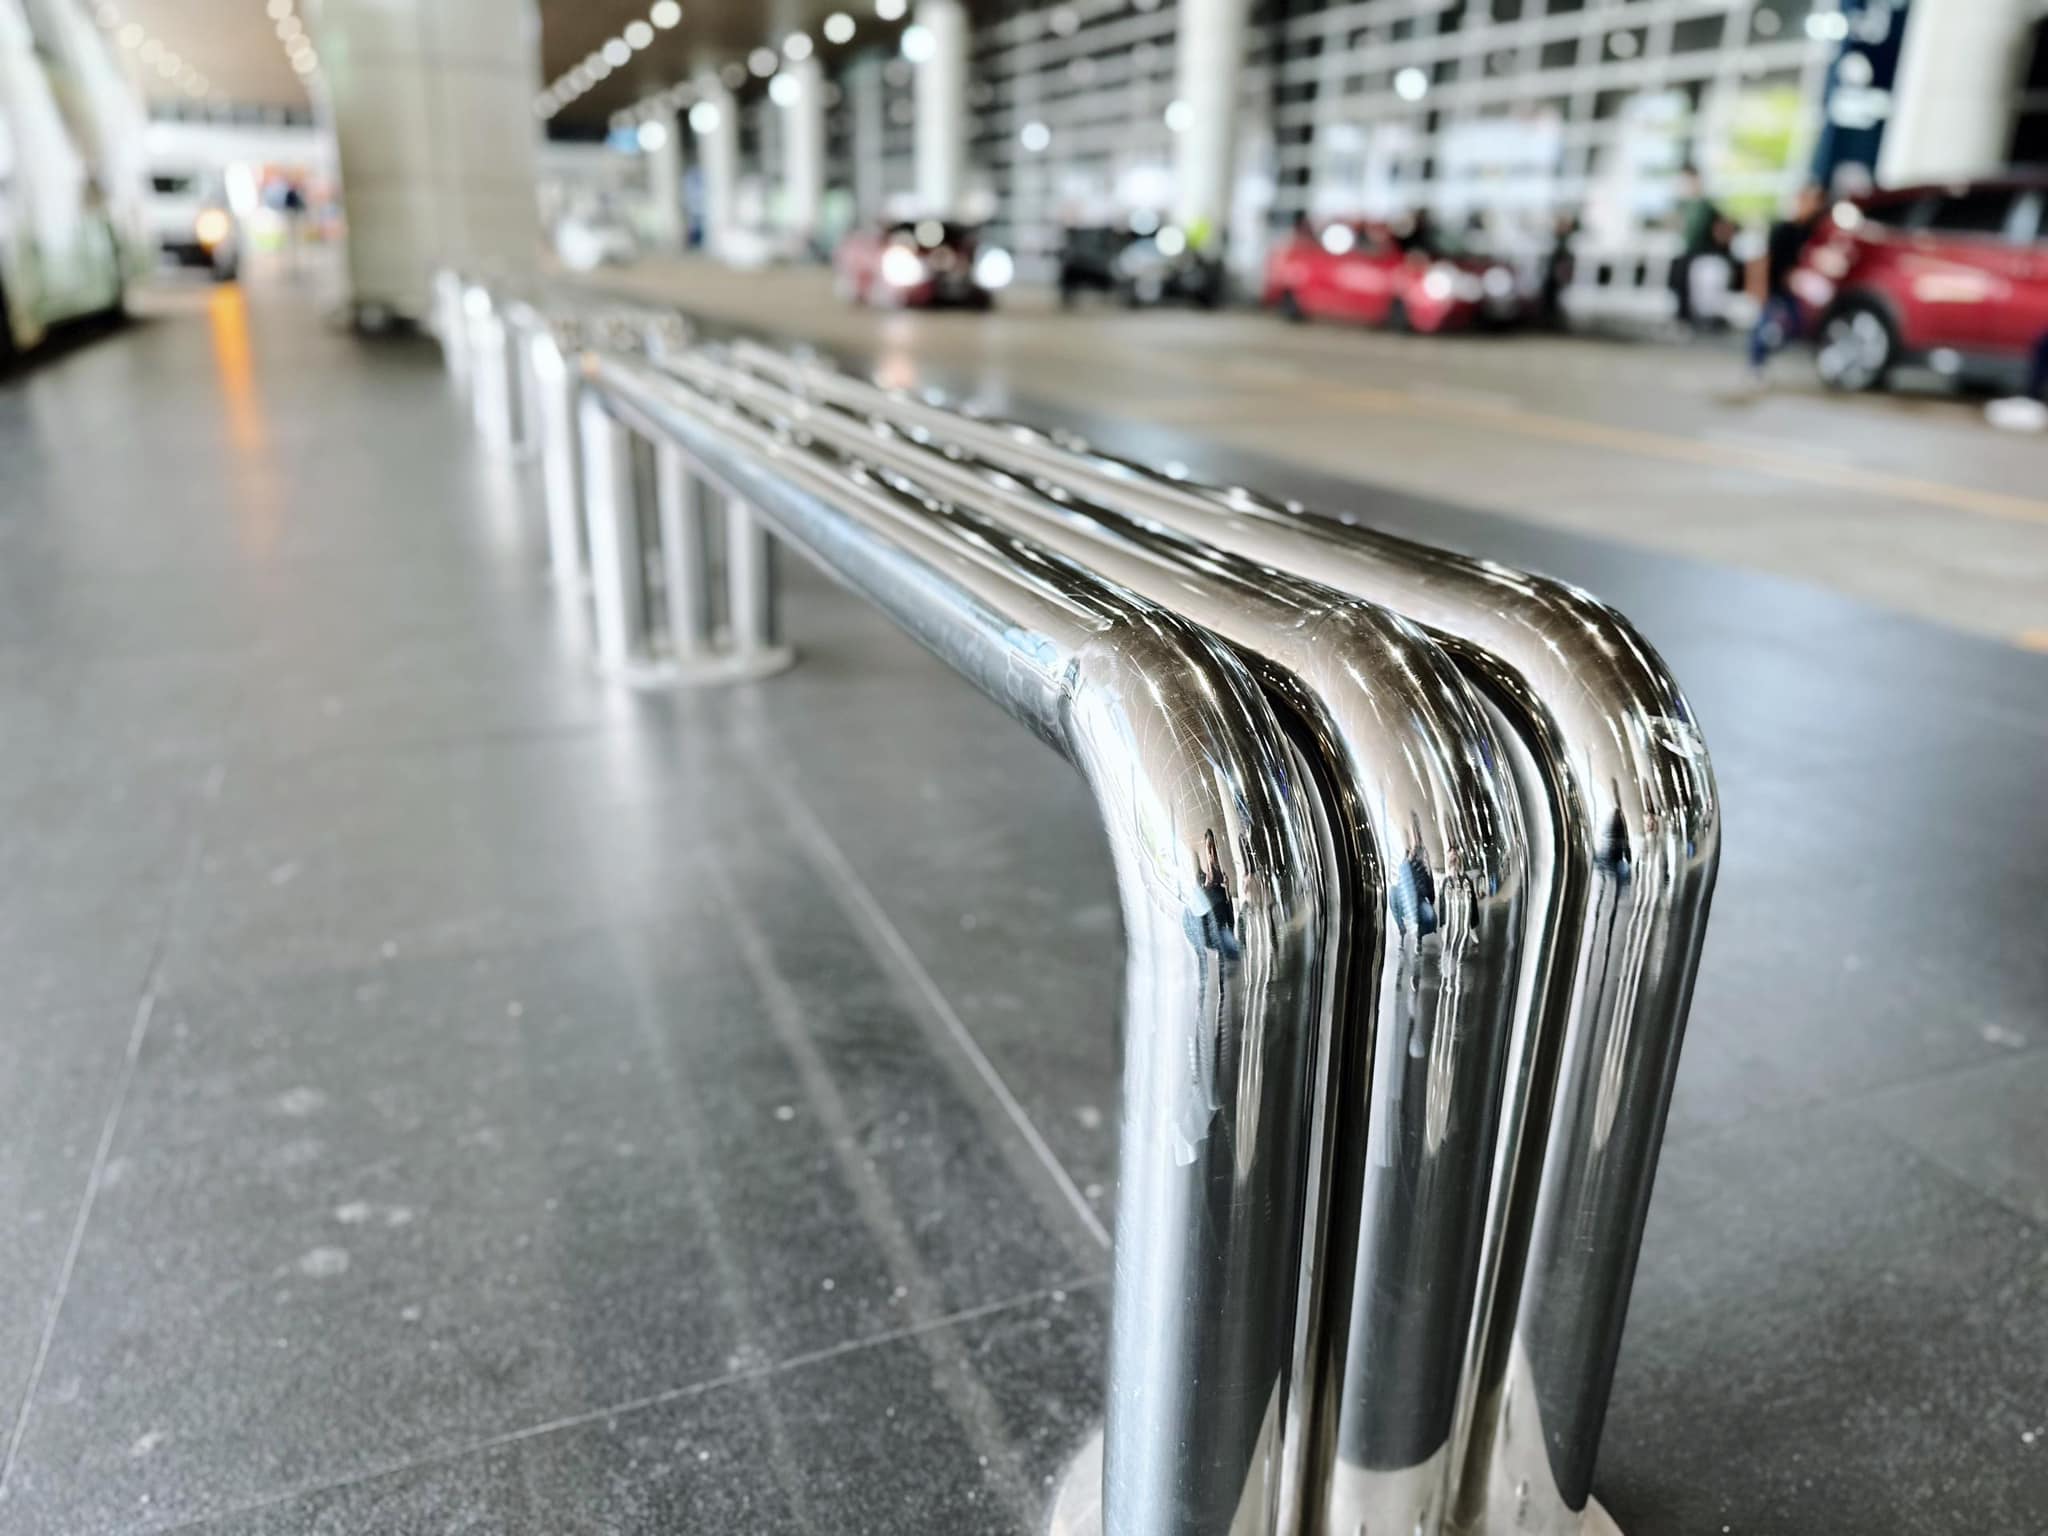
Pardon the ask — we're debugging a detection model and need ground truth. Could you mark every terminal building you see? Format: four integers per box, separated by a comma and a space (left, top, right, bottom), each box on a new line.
3, 4, 2046, 1536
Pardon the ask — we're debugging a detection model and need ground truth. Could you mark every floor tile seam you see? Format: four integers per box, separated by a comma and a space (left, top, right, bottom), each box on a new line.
124, 1276, 1108, 1536
0, 768, 219, 1496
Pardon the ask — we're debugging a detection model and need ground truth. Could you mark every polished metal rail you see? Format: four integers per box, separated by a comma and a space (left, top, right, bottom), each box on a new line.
585, 347, 1332, 1536
438, 276, 1718, 1536
722, 345, 1719, 1536
671, 352, 1530, 1536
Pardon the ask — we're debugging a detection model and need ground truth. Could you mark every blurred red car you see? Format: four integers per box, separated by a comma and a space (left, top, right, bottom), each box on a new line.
1791, 177, 2048, 392
1262, 220, 1521, 333
833, 219, 1012, 309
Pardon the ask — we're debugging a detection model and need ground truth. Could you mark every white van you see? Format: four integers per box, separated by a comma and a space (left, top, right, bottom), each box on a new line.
0, 0, 146, 362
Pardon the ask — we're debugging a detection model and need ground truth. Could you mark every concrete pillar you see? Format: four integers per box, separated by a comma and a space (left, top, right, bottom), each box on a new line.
643, 108, 685, 256
913, 0, 968, 217
781, 56, 825, 246
1171, 0, 1249, 247
1878, 0, 2032, 185
690, 71, 738, 260
314, 0, 541, 325
847, 55, 886, 223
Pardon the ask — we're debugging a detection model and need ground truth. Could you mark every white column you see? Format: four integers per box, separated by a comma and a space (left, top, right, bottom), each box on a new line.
1879, 0, 2032, 186
1171, 0, 1249, 245
847, 55, 885, 222
643, 107, 685, 256
691, 72, 738, 261
781, 56, 826, 245
315, 0, 542, 325
913, 0, 968, 217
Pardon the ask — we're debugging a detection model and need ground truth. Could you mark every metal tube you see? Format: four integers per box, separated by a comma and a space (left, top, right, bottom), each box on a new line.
576, 391, 649, 676
528, 327, 586, 583
723, 495, 780, 659
694, 357, 1530, 1535
728, 351, 1718, 1536
464, 285, 512, 447
434, 269, 470, 388
585, 349, 1332, 1536
655, 444, 714, 661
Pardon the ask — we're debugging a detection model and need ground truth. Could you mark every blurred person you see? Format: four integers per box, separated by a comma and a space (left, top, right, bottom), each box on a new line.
1985, 334, 2048, 432
1538, 211, 1580, 331
1669, 167, 1723, 332
1745, 182, 1826, 386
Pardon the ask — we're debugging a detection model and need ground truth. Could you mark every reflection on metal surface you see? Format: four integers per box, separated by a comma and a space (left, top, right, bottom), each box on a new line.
686, 353, 1529, 1536
714, 344, 1716, 1536
441, 275, 1719, 1536
588, 345, 1332, 1536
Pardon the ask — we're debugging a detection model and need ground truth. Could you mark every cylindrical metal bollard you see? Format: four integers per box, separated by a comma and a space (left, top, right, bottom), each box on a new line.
723, 496, 781, 662
576, 394, 650, 677
467, 287, 514, 450
528, 330, 586, 584
435, 271, 470, 389
656, 445, 714, 662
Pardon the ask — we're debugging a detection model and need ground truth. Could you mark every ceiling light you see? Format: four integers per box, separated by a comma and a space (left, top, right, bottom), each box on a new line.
900, 23, 934, 61
277, 15, 302, 39
784, 32, 812, 61
590, 57, 613, 79
637, 119, 669, 151
1163, 98, 1193, 132
1019, 120, 1049, 152
624, 20, 653, 48
748, 46, 778, 76
266, 0, 292, 16
688, 100, 722, 134
1394, 66, 1429, 101
720, 62, 746, 88
650, 0, 682, 27
824, 12, 854, 44
769, 72, 800, 106
292, 52, 317, 74
138, 36, 161, 62
603, 37, 632, 66
875, 0, 905, 19
117, 21, 141, 46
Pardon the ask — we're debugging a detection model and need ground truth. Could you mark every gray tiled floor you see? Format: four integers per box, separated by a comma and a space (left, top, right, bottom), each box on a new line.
2, 283, 2045, 1535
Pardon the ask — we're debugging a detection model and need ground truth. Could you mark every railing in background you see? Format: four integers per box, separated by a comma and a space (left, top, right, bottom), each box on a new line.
433, 274, 1718, 1536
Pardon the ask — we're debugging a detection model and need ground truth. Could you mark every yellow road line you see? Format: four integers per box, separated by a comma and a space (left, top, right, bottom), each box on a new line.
1320, 385, 2048, 528
1139, 381, 2048, 529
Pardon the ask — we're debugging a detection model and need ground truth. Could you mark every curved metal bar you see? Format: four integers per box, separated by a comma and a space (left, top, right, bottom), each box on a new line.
672, 351, 1530, 1536
582, 349, 1332, 1536
727, 344, 1720, 1536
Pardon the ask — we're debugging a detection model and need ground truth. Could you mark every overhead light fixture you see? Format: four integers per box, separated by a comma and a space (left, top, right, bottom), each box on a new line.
824, 12, 855, 44
748, 46, 778, 76
277, 15, 302, 40
875, 0, 906, 20
637, 119, 670, 151
1394, 66, 1429, 101
688, 100, 722, 134
624, 20, 653, 49
266, 0, 292, 16
1019, 120, 1050, 153
900, 23, 935, 62
651, 0, 682, 27
603, 37, 632, 66
117, 21, 141, 46
769, 72, 800, 106
784, 32, 813, 61
1163, 98, 1193, 132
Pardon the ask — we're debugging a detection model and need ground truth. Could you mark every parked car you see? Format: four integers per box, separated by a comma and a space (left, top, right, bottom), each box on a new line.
834, 219, 1011, 308
1791, 177, 2048, 393
1057, 221, 1224, 309
1262, 219, 1521, 333
146, 166, 239, 281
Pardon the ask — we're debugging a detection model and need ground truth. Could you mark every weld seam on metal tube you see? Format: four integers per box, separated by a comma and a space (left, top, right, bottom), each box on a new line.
723, 344, 1719, 1536
585, 349, 1332, 1536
